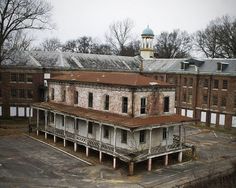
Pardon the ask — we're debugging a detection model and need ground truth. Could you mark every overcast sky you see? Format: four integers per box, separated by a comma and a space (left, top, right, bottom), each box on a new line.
34, 0, 236, 44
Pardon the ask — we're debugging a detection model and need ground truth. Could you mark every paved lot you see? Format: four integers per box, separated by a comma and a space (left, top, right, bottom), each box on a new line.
0, 126, 236, 188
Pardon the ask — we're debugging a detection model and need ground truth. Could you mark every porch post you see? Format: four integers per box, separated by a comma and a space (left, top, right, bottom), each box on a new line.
113, 127, 117, 169
165, 154, 168, 166
129, 162, 134, 176
53, 113, 56, 143
148, 158, 152, 171
44, 110, 48, 139
36, 109, 39, 136
29, 107, 32, 124
86, 120, 89, 157
74, 117, 77, 152
148, 128, 152, 154
183, 126, 186, 143
165, 127, 169, 151
178, 151, 183, 162
63, 115, 66, 147
99, 123, 102, 163
179, 124, 182, 148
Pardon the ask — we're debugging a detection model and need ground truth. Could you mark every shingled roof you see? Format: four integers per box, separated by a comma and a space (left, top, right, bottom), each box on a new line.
49, 71, 172, 87
33, 102, 193, 129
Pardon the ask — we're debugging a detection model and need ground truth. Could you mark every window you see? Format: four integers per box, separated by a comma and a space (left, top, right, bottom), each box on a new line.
51, 88, 54, 100
139, 130, 146, 143
26, 74, 33, 82
74, 91, 78, 104
222, 80, 228, 90
27, 90, 33, 99
88, 92, 93, 108
163, 128, 167, 140
0, 73, 2, 82
18, 73, 25, 82
221, 96, 226, 107
11, 73, 17, 82
140, 97, 147, 114
88, 122, 93, 134
213, 80, 219, 89
212, 96, 218, 106
164, 96, 170, 112
203, 95, 208, 104
203, 79, 208, 87
103, 125, 109, 139
122, 97, 128, 113
19, 89, 25, 98
62, 90, 66, 102
189, 78, 193, 86
0, 89, 1, 97
11, 89, 17, 98
104, 95, 109, 110
50, 113, 54, 124
121, 130, 127, 144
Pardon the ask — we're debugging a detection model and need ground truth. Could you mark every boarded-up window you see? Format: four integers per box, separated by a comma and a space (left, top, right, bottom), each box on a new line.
88, 92, 93, 108
10, 106, 17, 116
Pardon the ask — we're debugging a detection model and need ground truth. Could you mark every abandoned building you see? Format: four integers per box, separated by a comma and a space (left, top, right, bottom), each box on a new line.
0, 26, 236, 128
31, 71, 193, 175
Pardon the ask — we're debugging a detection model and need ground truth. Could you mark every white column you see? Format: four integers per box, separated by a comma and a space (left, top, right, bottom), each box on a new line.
86, 120, 89, 157
44, 111, 48, 139
113, 127, 117, 153
178, 151, 183, 162
99, 123, 102, 163
74, 142, 77, 152
63, 115, 66, 147
165, 155, 168, 166
148, 158, 152, 171
29, 107, 32, 124
36, 109, 39, 136
74, 117, 77, 152
54, 135, 57, 143
113, 157, 116, 169
148, 128, 152, 154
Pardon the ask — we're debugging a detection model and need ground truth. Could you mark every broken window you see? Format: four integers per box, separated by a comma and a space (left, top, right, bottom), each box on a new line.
212, 95, 218, 106
213, 80, 219, 89
163, 128, 167, 140
139, 130, 146, 143
11, 73, 17, 82
27, 90, 33, 99
121, 130, 127, 144
88, 92, 93, 108
122, 97, 128, 113
140, 97, 147, 114
74, 91, 78, 104
103, 125, 109, 139
104, 95, 109, 110
88, 122, 93, 134
18, 73, 25, 82
164, 96, 170, 112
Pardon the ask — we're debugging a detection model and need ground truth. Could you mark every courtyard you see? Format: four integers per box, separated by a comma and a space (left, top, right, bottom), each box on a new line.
0, 120, 236, 187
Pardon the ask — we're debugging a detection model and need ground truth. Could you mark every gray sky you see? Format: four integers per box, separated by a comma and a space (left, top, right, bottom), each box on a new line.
34, 0, 236, 44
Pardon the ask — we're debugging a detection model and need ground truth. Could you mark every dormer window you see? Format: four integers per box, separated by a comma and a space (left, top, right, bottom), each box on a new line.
181, 62, 189, 70
217, 62, 229, 72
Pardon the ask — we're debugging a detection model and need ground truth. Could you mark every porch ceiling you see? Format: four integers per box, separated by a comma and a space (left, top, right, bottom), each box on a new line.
32, 102, 194, 129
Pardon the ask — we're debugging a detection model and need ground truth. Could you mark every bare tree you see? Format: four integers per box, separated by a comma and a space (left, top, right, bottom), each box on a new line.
155, 30, 192, 58
91, 43, 112, 55
41, 38, 61, 51
106, 18, 134, 55
0, 0, 52, 64
195, 15, 236, 58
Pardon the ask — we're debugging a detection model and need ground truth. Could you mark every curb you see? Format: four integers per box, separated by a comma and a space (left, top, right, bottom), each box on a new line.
25, 134, 92, 166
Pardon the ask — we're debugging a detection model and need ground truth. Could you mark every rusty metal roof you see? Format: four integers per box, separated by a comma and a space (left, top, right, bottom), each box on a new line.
50, 71, 172, 87
33, 102, 193, 129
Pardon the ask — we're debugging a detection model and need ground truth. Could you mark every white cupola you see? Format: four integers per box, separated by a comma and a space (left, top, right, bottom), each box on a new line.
140, 25, 154, 59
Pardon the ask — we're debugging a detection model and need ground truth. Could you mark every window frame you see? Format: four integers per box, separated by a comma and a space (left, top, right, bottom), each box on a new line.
139, 130, 146, 144
103, 125, 109, 139
18, 73, 25, 82
11, 73, 17, 82
74, 90, 78, 104
164, 96, 170, 112
88, 122, 93, 134
213, 80, 219, 89
140, 97, 147, 114
222, 80, 228, 90
121, 130, 127, 144
104, 95, 109, 111
163, 128, 167, 140
122, 96, 128, 113
88, 92, 93, 108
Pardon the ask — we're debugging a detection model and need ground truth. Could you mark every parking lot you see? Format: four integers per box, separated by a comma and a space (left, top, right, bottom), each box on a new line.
0, 125, 235, 188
